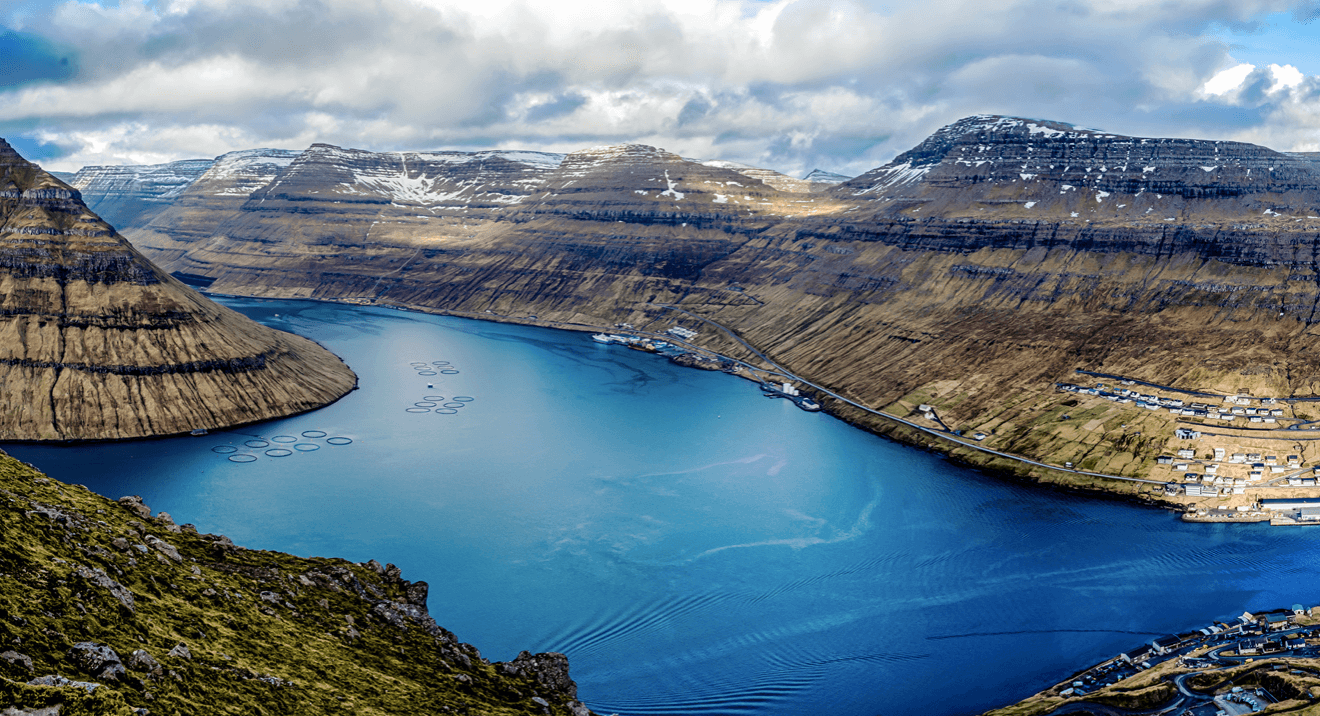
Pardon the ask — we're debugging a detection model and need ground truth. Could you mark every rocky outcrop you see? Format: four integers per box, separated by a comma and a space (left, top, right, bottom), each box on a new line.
0, 453, 596, 716
0, 137, 357, 440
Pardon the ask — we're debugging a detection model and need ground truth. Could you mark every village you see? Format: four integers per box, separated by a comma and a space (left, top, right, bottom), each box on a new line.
1046, 375, 1320, 525
1004, 604, 1320, 716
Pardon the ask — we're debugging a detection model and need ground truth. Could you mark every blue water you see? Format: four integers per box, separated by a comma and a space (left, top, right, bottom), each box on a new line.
8, 298, 1319, 715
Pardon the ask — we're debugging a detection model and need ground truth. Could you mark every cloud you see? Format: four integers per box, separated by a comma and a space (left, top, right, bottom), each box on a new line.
4, 0, 1320, 176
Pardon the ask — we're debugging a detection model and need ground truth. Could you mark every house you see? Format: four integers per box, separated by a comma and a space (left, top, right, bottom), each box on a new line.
1177, 448, 1196, 459
1215, 448, 1226, 460
1263, 613, 1292, 631
1157, 456, 1173, 465
1175, 428, 1201, 439
1232, 453, 1247, 463
973, 433, 987, 441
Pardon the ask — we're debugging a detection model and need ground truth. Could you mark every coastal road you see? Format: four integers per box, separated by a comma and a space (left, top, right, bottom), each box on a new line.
655, 305, 1171, 487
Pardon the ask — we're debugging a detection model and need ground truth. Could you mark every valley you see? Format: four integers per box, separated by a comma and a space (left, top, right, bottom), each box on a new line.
73, 115, 1320, 514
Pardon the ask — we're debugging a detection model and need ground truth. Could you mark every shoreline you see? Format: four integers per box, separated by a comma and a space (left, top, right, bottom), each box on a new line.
200, 291, 1209, 519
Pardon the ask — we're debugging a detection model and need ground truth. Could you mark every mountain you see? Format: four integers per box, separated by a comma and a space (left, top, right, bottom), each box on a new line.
101, 119, 1320, 501
0, 453, 594, 715
70, 158, 216, 231
0, 137, 357, 441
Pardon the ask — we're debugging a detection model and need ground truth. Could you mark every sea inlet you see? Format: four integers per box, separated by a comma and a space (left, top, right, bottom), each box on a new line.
8, 297, 1320, 716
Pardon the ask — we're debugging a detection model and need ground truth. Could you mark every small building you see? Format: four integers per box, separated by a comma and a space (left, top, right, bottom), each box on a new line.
972, 432, 987, 441
1264, 613, 1292, 631
1177, 448, 1196, 459
1175, 428, 1201, 440
1215, 448, 1226, 460
1119, 646, 1152, 664
1150, 634, 1183, 654
1157, 455, 1173, 465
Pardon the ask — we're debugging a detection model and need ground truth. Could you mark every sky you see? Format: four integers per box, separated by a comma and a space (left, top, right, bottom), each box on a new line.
4, 0, 1320, 177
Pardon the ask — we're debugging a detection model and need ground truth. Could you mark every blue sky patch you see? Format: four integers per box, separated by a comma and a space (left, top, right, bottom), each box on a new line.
0, 30, 78, 90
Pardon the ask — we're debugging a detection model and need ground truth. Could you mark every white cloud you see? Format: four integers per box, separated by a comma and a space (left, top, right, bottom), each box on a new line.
1203, 63, 1256, 94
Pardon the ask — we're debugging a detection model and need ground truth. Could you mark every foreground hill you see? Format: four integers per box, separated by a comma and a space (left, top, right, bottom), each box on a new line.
0, 452, 592, 715
108, 118, 1320, 505
0, 139, 357, 441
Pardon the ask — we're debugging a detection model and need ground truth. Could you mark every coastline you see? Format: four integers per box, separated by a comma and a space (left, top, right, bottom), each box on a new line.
198, 290, 1202, 517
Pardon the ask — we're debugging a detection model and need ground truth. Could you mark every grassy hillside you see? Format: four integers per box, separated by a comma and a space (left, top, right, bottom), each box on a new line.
0, 452, 591, 715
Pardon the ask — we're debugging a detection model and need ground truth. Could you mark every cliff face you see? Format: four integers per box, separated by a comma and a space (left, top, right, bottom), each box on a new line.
0, 454, 593, 715
70, 159, 215, 232
0, 138, 357, 441
110, 120, 1320, 482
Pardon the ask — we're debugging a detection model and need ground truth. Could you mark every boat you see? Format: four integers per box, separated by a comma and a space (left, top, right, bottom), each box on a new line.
190, 428, 209, 436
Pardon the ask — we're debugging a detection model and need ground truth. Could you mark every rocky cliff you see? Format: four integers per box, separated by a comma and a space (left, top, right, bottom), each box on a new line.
70, 159, 216, 232
0, 452, 593, 715
0, 138, 357, 441
107, 119, 1320, 493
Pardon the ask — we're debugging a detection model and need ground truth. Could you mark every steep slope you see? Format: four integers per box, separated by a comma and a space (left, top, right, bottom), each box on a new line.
114, 121, 1320, 501
0, 453, 594, 715
70, 158, 215, 231
0, 138, 357, 441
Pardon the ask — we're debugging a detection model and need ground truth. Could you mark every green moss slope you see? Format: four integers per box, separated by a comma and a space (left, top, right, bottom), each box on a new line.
0, 452, 592, 715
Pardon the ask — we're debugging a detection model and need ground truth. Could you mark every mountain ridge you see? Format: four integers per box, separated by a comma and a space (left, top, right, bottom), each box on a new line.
85, 117, 1320, 507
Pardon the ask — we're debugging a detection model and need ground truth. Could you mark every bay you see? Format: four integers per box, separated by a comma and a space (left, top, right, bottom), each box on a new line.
6, 297, 1315, 715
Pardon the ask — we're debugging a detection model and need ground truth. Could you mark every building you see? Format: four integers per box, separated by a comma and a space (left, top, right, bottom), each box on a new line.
1150, 635, 1183, 655
1175, 428, 1201, 440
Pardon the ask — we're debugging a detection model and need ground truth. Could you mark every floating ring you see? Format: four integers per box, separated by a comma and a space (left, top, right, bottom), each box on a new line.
244, 440, 270, 448
436, 408, 458, 414
443, 402, 465, 409
265, 448, 293, 457
452, 396, 474, 402
410, 362, 428, 366
301, 430, 327, 438
228, 454, 258, 463
440, 370, 459, 374
211, 446, 238, 454
326, 437, 353, 445
406, 407, 431, 413
414, 402, 437, 407
271, 435, 298, 443
433, 361, 451, 366
294, 443, 319, 452
418, 371, 437, 376
423, 395, 444, 401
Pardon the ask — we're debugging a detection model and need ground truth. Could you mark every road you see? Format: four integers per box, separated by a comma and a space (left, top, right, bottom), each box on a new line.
656, 305, 1171, 487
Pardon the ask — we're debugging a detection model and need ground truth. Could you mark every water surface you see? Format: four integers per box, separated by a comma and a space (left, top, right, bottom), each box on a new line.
9, 298, 1317, 716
